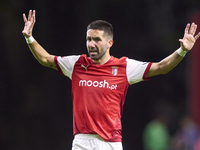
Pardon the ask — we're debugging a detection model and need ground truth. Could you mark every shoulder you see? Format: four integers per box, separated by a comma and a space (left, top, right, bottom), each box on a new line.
112, 56, 127, 61
56, 55, 80, 62
109, 56, 127, 64
111, 56, 146, 66
126, 57, 150, 66
77, 54, 94, 64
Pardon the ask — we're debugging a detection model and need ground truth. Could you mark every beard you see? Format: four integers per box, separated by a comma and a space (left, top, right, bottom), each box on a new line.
88, 46, 107, 60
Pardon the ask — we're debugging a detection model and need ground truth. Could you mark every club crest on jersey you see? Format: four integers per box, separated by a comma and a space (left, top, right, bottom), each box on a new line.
111, 66, 118, 76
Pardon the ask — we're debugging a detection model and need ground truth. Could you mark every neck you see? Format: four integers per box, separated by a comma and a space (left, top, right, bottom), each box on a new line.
93, 55, 111, 65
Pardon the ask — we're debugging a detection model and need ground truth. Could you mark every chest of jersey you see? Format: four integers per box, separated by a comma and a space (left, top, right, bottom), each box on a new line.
71, 57, 129, 112
72, 60, 128, 94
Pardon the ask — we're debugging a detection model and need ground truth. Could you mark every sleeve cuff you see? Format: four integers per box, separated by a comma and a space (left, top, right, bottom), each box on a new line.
54, 56, 63, 74
143, 62, 152, 81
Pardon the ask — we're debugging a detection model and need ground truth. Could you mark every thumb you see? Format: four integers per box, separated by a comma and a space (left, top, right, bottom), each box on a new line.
179, 39, 184, 48
179, 39, 183, 43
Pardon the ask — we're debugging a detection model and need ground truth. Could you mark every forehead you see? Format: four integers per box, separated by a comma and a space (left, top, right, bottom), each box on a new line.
86, 29, 105, 37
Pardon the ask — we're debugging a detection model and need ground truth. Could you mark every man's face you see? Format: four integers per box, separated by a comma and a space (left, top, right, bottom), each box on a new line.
86, 29, 110, 60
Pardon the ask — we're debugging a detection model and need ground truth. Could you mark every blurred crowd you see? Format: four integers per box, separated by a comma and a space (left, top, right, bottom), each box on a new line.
143, 112, 200, 150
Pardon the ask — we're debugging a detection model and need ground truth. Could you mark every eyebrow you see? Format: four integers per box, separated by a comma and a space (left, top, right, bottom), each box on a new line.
86, 36, 102, 41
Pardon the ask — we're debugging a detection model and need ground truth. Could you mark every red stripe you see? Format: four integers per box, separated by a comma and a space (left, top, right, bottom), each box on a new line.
190, 12, 200, 128
143, 62, 152, 81
54, 56, 63, 74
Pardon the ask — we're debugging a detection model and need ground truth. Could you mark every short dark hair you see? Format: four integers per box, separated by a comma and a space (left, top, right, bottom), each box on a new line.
87, 20, 113, 39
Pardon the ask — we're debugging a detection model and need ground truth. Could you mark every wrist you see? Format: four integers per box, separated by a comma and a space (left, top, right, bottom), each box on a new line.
176, 47, 187, 57
25, 35, 35, 44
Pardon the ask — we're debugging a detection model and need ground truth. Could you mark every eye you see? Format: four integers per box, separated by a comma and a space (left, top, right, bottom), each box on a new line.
94, 37, 101, 42
86, 37, 91, 41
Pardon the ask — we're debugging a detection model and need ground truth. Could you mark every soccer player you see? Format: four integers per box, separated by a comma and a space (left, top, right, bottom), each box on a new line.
22, 10, 200, 150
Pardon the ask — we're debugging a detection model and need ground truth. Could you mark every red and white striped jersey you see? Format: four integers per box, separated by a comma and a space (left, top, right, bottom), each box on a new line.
54, 54, 152, 142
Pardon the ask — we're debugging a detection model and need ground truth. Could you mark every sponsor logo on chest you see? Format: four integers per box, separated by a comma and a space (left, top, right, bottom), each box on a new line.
79, 80, 117, 90
78, 65, 120, 90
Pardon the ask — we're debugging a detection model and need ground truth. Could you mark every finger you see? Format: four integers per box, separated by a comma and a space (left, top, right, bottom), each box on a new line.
184, 23, 190, 35
28, 10, 32, 21
193, 23, 197, 35
195, 32, 200, 40
23, 13, 27, 22
189, 23, 197, 36
32, 10, 36, 23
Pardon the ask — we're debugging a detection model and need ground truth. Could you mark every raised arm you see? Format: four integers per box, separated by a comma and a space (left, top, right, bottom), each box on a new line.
22, 10, 57, 70
147, 23, 200, 77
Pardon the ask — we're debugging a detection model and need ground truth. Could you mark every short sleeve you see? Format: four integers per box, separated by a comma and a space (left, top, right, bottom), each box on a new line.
54, 55, 80, 79
126, 58, 152, 85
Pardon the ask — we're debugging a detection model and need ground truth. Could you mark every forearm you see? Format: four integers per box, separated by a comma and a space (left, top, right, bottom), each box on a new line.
147, 48, 185, 77
158, 50, 184, 74
26, 37, 56, 69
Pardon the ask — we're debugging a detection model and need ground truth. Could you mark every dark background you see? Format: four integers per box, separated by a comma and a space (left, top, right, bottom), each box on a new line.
1, 0, 200, 149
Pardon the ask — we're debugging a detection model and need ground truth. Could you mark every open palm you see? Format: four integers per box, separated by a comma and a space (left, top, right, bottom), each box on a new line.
179, 23, 200, 52
22, 10, 36, 38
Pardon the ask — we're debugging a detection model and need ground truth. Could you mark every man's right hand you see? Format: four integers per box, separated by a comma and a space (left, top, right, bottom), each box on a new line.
22, 10, 36, 38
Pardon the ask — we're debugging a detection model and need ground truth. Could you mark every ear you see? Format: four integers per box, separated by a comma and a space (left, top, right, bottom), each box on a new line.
107, 39, 114, 48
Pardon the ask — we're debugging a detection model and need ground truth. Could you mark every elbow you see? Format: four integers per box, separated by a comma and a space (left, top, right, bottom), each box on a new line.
159, 66, 171, 75
38, 60, 47, 67
38, 57, 55, 69
40, 62, 49, 67
40, 61, 52, 68
38, 59, 49, 67
161, 70, 169, 75
150, 62, 175, 76
155, 64, 170, 75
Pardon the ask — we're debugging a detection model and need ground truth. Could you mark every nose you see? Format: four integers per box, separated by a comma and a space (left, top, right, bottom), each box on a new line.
87, 40, 95, 48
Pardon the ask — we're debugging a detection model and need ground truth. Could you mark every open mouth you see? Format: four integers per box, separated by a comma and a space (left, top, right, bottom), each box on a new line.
88, 47, 98, 56
89, 51, 98, 55
89, 49, 98, 55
